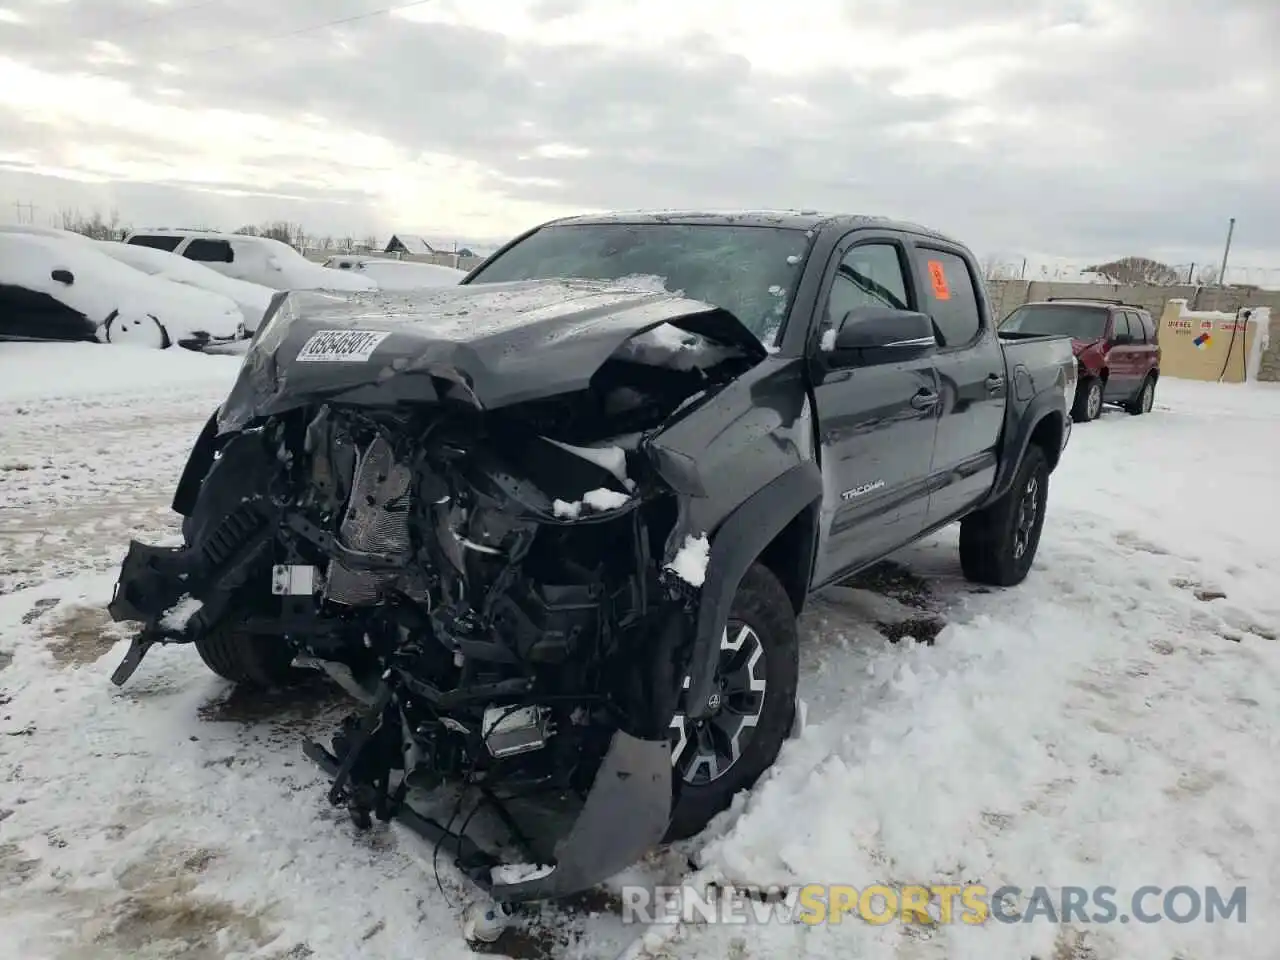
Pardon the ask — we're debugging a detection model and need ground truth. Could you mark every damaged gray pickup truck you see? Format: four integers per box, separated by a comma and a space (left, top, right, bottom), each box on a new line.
108, 210, 1076, 911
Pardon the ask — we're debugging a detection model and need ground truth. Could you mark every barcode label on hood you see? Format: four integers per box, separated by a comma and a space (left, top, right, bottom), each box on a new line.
295, 330, 390, 362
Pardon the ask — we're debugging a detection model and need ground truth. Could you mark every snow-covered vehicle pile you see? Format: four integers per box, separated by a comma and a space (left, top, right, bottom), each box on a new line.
0, 230, 247, 350
95, 240, 276, 334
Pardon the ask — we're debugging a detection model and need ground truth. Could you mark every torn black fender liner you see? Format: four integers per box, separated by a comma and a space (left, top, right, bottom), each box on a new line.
486, 731, 672, 902
302, 730, 672, 903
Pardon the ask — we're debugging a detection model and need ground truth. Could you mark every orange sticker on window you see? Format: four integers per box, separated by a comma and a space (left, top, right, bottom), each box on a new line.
927, 260, 951, 300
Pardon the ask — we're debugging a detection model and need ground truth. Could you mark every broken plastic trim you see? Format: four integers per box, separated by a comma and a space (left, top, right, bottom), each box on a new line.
302, 729, 672, 903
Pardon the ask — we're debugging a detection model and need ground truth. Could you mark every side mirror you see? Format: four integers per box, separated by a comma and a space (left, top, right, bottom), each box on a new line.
824, 306, 936, 366
51, 268, 74, 285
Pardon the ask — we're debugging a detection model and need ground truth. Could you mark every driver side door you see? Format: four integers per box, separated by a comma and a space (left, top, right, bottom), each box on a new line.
808, 232, 942, 587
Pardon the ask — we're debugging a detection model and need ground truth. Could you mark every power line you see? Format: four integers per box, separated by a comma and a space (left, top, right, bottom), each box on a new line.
179, 0, 437, 60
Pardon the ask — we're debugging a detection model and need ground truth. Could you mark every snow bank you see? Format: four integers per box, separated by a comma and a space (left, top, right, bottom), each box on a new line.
0, 341, 243, 402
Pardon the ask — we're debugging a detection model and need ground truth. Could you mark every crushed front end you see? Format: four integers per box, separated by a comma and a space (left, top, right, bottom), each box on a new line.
107, 283, 768, 902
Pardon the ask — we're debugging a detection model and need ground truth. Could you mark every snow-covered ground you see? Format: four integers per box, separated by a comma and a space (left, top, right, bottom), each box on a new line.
1, 343, 1278, 960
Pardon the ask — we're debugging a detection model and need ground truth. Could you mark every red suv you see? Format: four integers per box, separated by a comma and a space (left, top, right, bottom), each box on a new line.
999, 298, 1160, 423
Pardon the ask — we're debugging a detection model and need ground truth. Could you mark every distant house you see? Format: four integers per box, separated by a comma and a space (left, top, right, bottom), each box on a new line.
384, 234, 435, 256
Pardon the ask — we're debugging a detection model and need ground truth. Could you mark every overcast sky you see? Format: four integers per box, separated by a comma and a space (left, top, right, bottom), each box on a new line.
0, 0, 1275, 276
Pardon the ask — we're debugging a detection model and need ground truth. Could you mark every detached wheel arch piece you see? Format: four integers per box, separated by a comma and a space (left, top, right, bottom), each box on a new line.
104, 311, 170, 349
958, 442, 1050, 587
665, 561, 799, 842
195, 615, 299, 687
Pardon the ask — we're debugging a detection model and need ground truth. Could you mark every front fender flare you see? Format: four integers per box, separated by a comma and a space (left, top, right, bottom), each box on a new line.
683, 460, 822, 719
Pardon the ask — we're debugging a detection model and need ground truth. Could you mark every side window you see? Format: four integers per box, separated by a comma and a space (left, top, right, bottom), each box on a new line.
1124, 311, 1146, 343
917, 248, 982, 347
1111, 312, 1130, 341
1139, 312, 1157, 342
183, 239, 234, 263
127, 235, 182, 252
820, 242, 910, 348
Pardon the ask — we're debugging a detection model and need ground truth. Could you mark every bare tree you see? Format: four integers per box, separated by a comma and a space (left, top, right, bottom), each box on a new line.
362, 234, 379, 252
233, 225, 260, 236
1084, 256, 1180, 285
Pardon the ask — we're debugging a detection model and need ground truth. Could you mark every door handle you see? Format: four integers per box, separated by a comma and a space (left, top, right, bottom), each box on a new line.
985, 374, 1005, 392
911, 390, 938, 410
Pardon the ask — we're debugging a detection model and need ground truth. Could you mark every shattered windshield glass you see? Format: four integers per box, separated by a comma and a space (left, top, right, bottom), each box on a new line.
465, 222, 812, 346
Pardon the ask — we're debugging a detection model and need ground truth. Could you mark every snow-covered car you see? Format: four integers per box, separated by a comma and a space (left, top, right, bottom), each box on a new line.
122, 230, 376, 293
96, 240, 276, 333
321, 255, 467, 289
0, 232, 247, 350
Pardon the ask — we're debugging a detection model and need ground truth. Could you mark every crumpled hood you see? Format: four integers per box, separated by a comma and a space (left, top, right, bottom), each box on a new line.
216, 278, 765, 434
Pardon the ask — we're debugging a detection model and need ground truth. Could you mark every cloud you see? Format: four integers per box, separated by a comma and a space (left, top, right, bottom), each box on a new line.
0, 0, 1275, 274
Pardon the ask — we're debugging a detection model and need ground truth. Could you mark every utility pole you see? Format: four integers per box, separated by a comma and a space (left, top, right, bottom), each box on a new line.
1217, 217, 1235, 287
12, 200, 35, 224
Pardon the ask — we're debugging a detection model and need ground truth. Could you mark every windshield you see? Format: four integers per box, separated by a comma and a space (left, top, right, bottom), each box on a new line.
1001, 304, 1108, 340
465, 222, 812, 346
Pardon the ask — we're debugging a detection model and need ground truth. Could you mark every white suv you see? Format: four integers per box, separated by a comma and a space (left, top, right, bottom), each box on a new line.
123, 230, 375, 293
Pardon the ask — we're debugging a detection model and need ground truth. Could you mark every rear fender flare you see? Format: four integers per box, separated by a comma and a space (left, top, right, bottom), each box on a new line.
986, 399, 1066, 505
681, 461, 822, 720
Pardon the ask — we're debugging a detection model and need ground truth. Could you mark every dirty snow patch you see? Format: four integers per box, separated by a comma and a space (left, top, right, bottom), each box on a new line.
159, 594, 202, 631
666, 533, 711, 587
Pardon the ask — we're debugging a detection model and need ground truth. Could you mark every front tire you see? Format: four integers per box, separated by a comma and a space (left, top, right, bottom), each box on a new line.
105, 312, 169, 349
195, 615, 298, 687
1071, 377, 1103, 422
958, 444, 1049, 587
665, 562, 799, 842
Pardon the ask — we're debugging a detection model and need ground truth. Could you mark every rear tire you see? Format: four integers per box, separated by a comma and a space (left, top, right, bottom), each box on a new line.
959, 444, 1049, 587
665, 562, 799, 842
1126, 375, 1155, 415
195, 616, 298, 687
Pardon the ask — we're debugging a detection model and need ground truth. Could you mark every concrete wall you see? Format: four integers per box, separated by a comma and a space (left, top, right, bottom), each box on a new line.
986, 279, 1280, 382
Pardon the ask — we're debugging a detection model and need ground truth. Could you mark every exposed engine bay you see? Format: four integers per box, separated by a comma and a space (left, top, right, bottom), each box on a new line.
107, 290, 779, 904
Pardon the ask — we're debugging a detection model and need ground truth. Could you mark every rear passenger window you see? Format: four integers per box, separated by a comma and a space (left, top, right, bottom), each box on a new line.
127, 235, 182, 252
1124, 311, 1146, 343
1140, 312, 1157, 342
1111, 313, 1130, 341
917, 249, 982, 347
183, 239, 234, 263
820, 242, 911, 347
